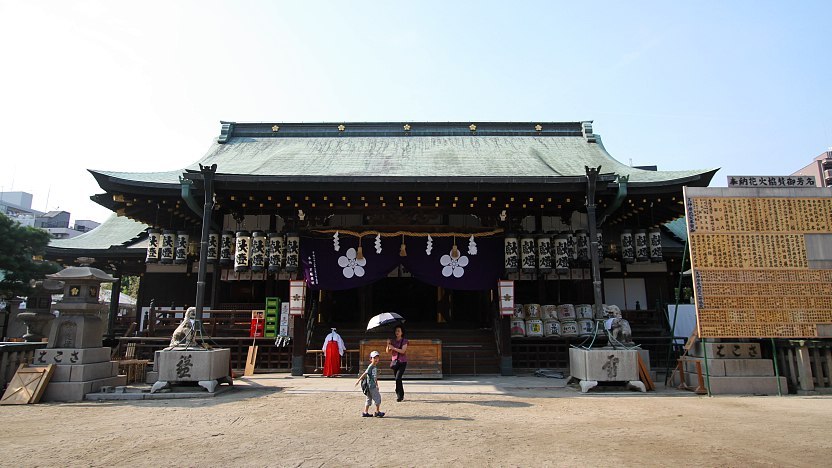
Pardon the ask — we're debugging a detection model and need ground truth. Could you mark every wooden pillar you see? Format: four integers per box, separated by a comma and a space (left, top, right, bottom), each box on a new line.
291, 313, 306, 376
500, 315, 513, 375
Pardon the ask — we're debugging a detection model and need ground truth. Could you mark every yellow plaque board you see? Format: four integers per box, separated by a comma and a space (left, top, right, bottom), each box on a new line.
684, 188, 832, 338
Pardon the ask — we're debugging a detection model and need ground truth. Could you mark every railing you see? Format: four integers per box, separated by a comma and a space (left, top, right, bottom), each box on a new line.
143, 309, 256, 337
115, 337, 294, 372
0, 342, 47, 392
305, 349, 360, 375
776, 340, 832, 393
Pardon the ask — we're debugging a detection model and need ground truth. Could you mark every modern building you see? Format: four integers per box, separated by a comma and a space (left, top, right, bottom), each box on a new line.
45, 121, 717, 375
792, 149, 832, 187
0, 191, 42, 227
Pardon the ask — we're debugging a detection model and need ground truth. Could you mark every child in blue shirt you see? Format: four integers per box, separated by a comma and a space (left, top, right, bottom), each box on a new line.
355, 350, 384, 417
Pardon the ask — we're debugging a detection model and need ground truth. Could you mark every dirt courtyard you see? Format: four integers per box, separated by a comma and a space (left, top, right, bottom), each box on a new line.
1, 384, 830, 467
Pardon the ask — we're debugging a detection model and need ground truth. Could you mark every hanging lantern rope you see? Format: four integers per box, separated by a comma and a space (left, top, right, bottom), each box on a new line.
313, 228, 504, 238
399, 234, 407, 257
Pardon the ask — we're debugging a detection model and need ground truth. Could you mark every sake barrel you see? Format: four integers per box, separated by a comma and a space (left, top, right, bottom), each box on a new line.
575, 304, 593, 320
577, 319, 595, 337
543, 319, 561, 337
526, 319, 544, 337
541, 304, 558, 320
561, 320, 579, 337
524, 303, 541, 319
510, 319, 526, 337
513, 304, 525, 319
557, 304, 576, 321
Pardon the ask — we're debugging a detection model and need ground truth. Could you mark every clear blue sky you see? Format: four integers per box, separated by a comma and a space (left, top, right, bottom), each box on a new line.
1, 1, 830, 223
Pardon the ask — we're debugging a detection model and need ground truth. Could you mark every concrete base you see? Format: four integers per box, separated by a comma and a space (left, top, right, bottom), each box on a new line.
33, 347, 111, 365
51, 361, 120, 382
43, 375, 127, 402
684, 373, 787, 395
578, 379, 646, 393
86, 384, 234, 400
683, 358, 774, 377
146, 371, 158, 384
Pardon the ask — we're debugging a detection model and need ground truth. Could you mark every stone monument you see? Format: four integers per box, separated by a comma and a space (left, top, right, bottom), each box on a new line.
150, 307, 231, 394
37, 262, 126, 401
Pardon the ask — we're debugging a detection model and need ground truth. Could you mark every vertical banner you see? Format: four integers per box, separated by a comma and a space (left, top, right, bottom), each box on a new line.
289, 280, 306, 316
499, 280, 515, 316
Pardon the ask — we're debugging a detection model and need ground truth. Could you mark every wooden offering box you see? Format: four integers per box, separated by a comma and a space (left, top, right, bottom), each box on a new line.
359, 339, 442, 379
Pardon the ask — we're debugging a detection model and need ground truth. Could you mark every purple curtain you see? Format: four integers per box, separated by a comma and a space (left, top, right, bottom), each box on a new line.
301, 234, 503, 291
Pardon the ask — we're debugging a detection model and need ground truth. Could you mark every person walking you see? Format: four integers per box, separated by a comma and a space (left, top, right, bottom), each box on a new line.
386, 325, 408, 402
355, 350, 384, 417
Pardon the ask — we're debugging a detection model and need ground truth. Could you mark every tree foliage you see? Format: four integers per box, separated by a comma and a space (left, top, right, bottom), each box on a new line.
0, 213, 60, 298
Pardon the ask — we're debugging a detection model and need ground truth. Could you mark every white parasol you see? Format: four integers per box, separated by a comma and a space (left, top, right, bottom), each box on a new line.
366, 312, 405, 331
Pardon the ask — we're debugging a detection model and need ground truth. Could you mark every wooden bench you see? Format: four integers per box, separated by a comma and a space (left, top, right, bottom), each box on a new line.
359, 339, 442, 379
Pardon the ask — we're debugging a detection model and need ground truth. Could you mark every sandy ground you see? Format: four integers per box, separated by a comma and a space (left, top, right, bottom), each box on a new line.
1, 379, 831, 468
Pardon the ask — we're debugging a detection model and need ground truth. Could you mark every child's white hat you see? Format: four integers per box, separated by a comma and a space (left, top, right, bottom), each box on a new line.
369, 350, 380, 358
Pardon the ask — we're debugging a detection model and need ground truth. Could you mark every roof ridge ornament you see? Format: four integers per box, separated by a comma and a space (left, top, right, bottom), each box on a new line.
582, 121, 596, 143
218, 122, 234, 144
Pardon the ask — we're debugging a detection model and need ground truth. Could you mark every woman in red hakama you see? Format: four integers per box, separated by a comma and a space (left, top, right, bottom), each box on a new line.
322, 328, 345, 377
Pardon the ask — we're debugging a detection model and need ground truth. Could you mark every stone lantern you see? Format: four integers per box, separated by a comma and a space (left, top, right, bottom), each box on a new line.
17, 279, 62, 342
36, 262, 126, 401
47, 266, 114, 349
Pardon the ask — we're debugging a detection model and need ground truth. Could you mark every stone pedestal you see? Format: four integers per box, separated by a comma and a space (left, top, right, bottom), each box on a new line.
569, 347, 647, 393
685, 340, 786, 395
150, 348, 231, 393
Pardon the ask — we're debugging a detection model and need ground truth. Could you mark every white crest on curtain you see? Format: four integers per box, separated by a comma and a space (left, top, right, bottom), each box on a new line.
440, 248, 468, 278
375, 234, 382, 254
338, 247, 366, 278
467, 235, 477, 255
333, 231, 340, 251
426, 235, 433, 255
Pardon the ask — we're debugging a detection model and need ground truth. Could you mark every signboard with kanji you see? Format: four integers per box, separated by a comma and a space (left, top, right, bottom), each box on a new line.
684, 187, 832, 338
727, 175, 816, 188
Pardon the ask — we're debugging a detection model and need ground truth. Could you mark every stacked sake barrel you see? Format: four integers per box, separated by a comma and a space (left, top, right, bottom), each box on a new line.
511, 303, 600, 339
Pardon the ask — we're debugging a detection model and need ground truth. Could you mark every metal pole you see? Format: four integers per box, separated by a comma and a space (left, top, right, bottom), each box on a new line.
663, 239, 688, 383
584, 166, 604, 319
771, 338, 782, 396
194, 164, 217, 332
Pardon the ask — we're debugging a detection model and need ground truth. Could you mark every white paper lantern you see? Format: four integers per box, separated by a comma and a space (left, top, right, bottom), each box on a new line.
620, 229, 634, 264
649, 227, 663, 262
520, 234, 537, 273
250, 230, 266, 272
206, 231, 219, 262
566, 231, 576, 261
553, 233, 570, 274
575, 229, 589, 262
174, 231, 189, 264
504, 234, 519, 272
219, 230, 234, 267
536, 233, 552, 273
284, 232, 300, 272
635, 229, 648, 262
145, 228, 161, 263
234, 230, 251, 272
160, 230, 175, 264
268, 232, 284, 272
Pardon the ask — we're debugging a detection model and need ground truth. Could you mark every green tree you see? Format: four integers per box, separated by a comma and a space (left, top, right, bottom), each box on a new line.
0, 213, 60, 298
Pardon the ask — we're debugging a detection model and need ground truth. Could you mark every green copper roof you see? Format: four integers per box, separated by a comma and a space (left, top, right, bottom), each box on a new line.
49, 215, 147, 250
90, 122, 717, 188
664, 217, 689, 242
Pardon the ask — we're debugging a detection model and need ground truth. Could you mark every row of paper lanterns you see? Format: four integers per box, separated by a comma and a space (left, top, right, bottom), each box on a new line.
145, 229, 300, 273
504, 228, 662, 274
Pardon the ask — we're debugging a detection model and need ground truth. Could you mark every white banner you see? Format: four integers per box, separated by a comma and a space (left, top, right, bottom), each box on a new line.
498, 280, 515, 316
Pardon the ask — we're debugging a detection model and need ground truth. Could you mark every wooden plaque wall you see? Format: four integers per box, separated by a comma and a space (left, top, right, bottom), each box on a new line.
685, 191, 832, 338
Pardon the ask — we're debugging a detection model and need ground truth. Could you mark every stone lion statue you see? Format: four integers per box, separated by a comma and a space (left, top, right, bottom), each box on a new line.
169, 307, 197, 348
603, 305, 633, 346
